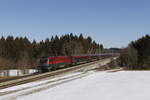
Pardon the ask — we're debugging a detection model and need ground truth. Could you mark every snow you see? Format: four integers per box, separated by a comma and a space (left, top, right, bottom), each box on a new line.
0, 72, 82, 93
1, 71, 150, 100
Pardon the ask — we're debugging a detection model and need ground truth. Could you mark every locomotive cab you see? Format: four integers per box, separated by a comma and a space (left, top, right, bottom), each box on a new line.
38, 57, 50, 72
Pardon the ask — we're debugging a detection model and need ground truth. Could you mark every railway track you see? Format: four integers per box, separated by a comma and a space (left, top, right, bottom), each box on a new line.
0, 58, 112, 89
0, 73, 39, 83
0, 71, 91, 100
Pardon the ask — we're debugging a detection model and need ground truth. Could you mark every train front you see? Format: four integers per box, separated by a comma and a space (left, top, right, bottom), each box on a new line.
38, 56, 51, 72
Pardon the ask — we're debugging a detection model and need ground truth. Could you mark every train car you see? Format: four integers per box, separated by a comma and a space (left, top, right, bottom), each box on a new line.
71, 55, 90, 65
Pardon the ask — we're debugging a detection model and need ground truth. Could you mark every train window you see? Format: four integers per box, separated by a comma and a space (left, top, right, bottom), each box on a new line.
40, 58, 48, 64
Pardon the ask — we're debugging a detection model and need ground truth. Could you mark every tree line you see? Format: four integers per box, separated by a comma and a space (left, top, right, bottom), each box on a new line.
119, 34, 150, 69
0, 33, 103, 70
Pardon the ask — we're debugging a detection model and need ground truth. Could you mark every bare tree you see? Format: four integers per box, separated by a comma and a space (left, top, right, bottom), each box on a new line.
17, 52, 30, 74
0, 57, 14, 70
120, 45, 138, 69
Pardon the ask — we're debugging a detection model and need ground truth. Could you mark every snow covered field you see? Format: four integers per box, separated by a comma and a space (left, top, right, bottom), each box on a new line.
1, 71, 150, 100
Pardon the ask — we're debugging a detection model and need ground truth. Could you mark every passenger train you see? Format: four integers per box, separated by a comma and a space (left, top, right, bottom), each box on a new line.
38, 54, 116, 72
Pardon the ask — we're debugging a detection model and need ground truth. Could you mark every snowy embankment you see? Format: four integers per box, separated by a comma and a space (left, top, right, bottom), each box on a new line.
1, 71, 150, 100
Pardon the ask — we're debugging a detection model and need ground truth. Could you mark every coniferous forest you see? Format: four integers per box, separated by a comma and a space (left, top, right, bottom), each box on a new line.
0, 33, 103, 70
119, 35, 150, 69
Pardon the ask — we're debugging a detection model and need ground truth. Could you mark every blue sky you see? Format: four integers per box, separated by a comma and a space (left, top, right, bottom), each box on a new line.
0, 0, 149, 48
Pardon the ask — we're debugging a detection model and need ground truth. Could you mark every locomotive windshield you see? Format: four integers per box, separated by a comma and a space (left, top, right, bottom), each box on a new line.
40, 58, 48, 64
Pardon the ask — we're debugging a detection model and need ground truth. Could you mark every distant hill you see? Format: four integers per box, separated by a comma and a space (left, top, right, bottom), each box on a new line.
103, 48, 122, 53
